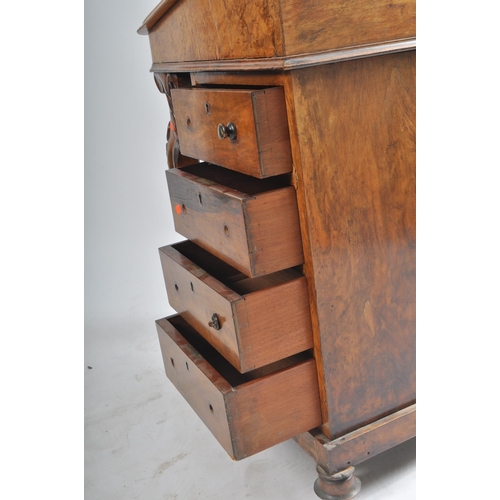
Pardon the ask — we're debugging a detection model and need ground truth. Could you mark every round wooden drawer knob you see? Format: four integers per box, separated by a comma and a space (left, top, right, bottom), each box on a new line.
208, 313, 221, 330
217, 122, 237, 141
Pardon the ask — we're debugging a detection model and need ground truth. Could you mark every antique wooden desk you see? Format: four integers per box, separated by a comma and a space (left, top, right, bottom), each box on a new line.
139, 1, 415, 498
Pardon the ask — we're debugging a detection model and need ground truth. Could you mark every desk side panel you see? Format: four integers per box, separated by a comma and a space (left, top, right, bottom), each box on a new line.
288, 51, 416, 438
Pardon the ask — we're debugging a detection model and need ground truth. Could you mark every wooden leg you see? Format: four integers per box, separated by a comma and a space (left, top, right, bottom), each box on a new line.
314, 465, 361, 500
295, 406, 416, 499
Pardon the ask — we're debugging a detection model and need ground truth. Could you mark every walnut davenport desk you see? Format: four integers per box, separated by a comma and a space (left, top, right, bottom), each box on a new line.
139, 1, 415, 498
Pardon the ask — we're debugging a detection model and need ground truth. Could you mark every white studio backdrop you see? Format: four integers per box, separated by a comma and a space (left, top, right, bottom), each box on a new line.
85, 0, 179, 334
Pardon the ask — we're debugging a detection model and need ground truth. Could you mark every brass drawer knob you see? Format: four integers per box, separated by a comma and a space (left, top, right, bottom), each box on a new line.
208, 313, 221, 330
217, 122, 237, 141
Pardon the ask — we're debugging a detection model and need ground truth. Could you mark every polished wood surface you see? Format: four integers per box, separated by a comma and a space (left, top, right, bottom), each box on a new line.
281, 71, 329, 429
140, 0, 415, 67
166, 164, 303, 277
157, 315, 322, 460
171, 87, 292, 178
159, 242, 313, 373
314, 465, 361, 500
151, 39, 416, 73
280, 0, 415, 55
147, 0, 284, 63
137, 0, 179, 35
288, 51, 416, 438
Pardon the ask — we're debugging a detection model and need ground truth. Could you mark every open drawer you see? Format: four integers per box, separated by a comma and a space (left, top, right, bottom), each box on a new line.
166, 163, 303, 278
159, 240, 313, 373
171, 86, 292, 178
157, 315, 323, 460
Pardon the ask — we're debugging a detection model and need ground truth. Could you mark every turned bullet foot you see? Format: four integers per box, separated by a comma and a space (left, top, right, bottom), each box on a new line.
314, 465, 361, 500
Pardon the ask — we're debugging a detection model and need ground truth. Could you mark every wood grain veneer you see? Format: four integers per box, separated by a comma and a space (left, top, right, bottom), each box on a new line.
288, 51, 416, 438
147, 0, 284, 63
141, 0, 415, 68
280, 0, 415, 56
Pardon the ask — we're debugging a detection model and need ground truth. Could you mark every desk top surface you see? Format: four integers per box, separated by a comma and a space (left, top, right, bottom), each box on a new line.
139, 0, 416, 72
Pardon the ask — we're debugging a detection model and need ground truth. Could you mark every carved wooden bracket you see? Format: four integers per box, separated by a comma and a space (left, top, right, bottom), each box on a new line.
154, 73, 196, 169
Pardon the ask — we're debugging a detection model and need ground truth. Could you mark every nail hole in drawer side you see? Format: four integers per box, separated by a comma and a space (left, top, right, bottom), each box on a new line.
156, 315, 323, 460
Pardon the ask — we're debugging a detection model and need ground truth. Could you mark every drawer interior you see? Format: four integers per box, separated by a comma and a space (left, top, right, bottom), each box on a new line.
173, 240, 303, 293
168, 315, 312, 386
179, 162, 291, 195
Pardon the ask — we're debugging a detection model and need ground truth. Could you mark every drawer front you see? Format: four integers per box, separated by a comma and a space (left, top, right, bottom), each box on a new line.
157, 315, 323, 460
171, 87, 292, 178
166, 163, 304, 277
159, 241, 313, 373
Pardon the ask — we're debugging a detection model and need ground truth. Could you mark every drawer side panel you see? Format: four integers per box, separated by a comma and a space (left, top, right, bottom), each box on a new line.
166, 168, 252, 275
156, 318, 234, 456
159, 245, 242, 370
